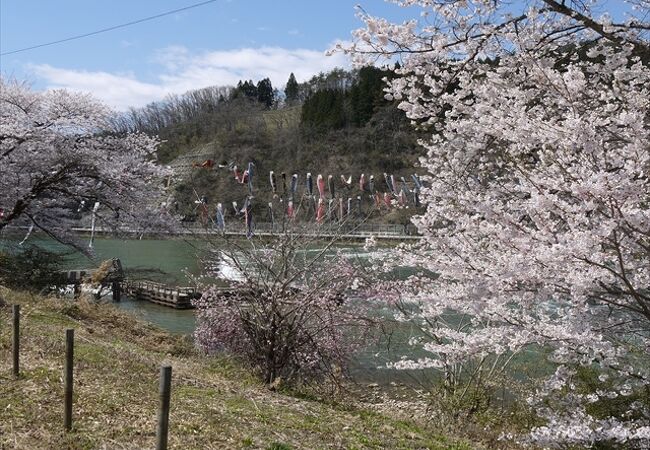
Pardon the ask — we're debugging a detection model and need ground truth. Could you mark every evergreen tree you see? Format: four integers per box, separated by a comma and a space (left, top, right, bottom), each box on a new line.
285, 73, 299, 104
231, 80, 245, 100
300, 66, 393, 130
232, 80, 258, 100
256, 78, 274, 108
349, 66, 386, 126
301, 89, 346, 129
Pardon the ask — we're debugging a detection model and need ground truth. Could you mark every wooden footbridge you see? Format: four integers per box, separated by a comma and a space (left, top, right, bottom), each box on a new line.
122, 280, 201, 309
64, 259, 203, 309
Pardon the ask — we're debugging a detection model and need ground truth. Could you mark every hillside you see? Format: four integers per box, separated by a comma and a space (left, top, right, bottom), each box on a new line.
170, 107, 423, 223
114, 68, 427, 225
0, 290, 475, 450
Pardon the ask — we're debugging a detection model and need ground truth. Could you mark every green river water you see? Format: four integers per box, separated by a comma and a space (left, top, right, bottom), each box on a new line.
3, 235, 432, 385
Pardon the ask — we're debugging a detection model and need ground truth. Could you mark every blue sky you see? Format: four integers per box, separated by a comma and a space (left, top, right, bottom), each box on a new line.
0, 1, 634, 110
1, 0, 414, 109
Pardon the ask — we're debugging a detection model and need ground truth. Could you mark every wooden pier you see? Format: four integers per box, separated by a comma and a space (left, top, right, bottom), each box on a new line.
123, 280, 201, 309
65, 268, 94, 284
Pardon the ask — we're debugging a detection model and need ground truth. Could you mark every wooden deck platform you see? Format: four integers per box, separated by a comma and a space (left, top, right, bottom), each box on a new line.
123, 280, 201, 309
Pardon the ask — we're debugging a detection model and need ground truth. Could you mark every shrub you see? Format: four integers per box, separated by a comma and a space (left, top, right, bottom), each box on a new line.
193, 231, 374, 387
0, 245, 68, 292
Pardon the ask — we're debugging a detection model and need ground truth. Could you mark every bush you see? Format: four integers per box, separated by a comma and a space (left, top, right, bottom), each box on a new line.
0, 245, 68, 292
193, 230, 374, 388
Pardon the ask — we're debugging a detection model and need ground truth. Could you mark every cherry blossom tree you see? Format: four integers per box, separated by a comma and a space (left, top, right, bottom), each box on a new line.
0, 78, 170, 248
193, 228, 374, 388
341, 1, 650, 447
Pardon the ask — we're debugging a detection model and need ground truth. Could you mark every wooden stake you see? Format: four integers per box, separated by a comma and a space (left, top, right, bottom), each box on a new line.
156, 365, 172, 450
12, 305, 19, 377
64, 329, 74, 431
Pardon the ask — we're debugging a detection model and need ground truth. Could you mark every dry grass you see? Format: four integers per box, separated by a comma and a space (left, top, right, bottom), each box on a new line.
0, 288, 476, 450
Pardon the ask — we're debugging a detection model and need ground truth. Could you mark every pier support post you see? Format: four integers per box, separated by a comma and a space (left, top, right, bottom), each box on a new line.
112, 281, 121, 302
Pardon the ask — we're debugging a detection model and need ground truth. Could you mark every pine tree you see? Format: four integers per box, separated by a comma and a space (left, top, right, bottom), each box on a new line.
256, 78, 274, 108
285, 73, 299, 104
350, 66, 385, 126
242, 80, 258, 99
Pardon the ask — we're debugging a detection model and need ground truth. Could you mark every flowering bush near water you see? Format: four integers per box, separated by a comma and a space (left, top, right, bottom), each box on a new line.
193, 233, 375, 388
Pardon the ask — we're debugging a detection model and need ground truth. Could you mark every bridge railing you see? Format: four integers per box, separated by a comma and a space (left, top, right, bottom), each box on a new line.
62, 219, 420, 239
182, 221, 418, 237
123, 279, 198, 295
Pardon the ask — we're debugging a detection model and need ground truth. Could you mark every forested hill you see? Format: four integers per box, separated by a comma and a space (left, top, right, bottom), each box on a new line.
111, 67, 427, 223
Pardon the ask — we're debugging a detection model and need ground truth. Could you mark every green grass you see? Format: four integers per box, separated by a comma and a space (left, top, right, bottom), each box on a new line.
0, 288, 477, 449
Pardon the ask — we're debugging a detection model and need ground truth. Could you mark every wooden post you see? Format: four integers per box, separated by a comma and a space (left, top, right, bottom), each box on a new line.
156, 365, 172, 450
64, 329, 74, 431
12, 305, 19, 377
112, 281, 121, 302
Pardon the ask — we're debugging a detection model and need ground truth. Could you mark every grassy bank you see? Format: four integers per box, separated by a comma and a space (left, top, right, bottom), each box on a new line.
0, 289, 475, 450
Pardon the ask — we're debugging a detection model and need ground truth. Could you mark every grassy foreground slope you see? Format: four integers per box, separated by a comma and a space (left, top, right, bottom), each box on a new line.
0, 290, 474, 450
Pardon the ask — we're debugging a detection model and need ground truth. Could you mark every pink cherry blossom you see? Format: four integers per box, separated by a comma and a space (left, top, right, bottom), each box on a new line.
342, 1, 650, 447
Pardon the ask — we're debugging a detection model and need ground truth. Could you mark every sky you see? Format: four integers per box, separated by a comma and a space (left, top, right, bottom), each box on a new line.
0, 0, 414, 110
0, 1, 635, 110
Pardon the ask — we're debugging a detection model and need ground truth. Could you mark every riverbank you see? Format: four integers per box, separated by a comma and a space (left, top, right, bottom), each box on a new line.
0, 289, 475, 450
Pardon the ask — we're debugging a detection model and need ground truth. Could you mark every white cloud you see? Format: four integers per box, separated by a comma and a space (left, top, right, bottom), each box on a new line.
30, 65, 168, 110
29, 45, 351, 111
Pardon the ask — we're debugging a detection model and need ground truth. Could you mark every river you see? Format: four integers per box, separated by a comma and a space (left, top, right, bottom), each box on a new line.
4, 235, 432, 385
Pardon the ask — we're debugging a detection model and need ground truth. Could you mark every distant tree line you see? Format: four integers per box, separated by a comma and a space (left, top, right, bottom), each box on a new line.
231, 78, 276, 108
110, 85, 233, 135
301, 66, 396, 129
111, 67, 395, 138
